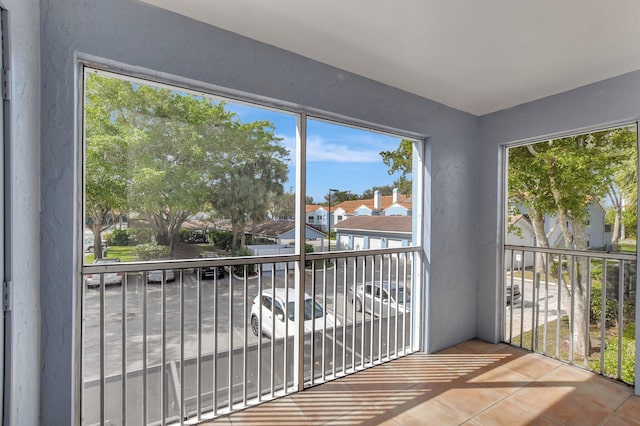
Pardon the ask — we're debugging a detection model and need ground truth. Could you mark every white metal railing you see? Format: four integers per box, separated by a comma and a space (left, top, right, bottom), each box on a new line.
80, 247, 419, 425
504, 245, 637, 385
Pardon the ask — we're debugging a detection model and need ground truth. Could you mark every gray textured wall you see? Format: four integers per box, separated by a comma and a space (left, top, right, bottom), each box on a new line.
40, 0, 479, 423
4, 0, 41, 425
477, 71, 640, 346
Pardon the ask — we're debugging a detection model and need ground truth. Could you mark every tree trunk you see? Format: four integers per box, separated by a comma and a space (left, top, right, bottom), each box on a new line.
91, 224, 103, 260
529, 209, 550, 274
568, 220, 591, 356
611, 204, 621, 251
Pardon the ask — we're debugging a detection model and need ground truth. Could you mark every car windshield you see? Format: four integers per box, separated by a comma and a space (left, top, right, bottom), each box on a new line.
286, 298, 324, 321
394, 288, 411, 304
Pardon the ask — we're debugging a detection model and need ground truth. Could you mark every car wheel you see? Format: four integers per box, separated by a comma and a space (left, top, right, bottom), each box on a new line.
251, 315, 260, 337
355, 297, 362, 312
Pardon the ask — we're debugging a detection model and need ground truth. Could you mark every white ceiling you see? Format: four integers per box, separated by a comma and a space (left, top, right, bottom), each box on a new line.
140, 0, 640, 115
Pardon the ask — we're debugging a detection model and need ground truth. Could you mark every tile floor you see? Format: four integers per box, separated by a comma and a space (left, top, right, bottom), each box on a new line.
204, 339, 639, 425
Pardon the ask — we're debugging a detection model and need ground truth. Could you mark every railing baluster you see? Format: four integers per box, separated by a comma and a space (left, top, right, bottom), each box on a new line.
543, 252, 549, 355
351, 256, 357, 372
557, 255, 563, 359
378, 255, 383, 362
121, 273, 127, 426
310, 261, 316, 384
369, 256, 375, 365
322, 259, 327, 381
394, 252, 400, 357
161, 270, 167, 426
569, 255, 575, 363
601, 259, 607, 375
531, 250, 537, 352
342, 257, 348, 376
243, 265, 248, 406
197, 267, 202, 419
99, 274, 105, 426
142, 273, 148, 426
256, 264, 262, 402
618, 260, 624, 380
332, 257, 337, 378
509, 249, 515, 344
270, 264, 275, 397
585, 258, 592, 368
361, 256, 366, 368
213, 267, 218, 417
283, 262, 289, 393
228, 268, 233, 411
179, 271, 185, 425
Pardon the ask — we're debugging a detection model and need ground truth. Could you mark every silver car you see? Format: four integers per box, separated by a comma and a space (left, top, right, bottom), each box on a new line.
147, 268, 176, 283
349, 282, 411, 317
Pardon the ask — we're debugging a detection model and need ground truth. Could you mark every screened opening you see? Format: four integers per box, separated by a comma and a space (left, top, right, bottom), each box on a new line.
80, 65, 424, 425
504, 124, 638, 385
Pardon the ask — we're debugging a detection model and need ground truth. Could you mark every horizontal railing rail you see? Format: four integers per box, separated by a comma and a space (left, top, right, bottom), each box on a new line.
505, 244, 637, 261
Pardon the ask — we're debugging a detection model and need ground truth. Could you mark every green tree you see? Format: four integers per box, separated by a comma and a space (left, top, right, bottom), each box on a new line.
609, 127, 638, 248
84, 74, 135, 259
361, 185, 395, 199
211, 121, 289, 249
126, 84, 234, 250
508, 129, 632, 355
380, 139, 413, 195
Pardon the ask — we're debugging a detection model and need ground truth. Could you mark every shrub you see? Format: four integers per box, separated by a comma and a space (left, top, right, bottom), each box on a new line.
102, 231, 113, 246
589, 322, 636, 384
231, 247, 256, 276
133, 242, 169, 261
128, 227, 154, 245
111, 229, 129, 246
590, 282, 617, 327
211, 230, 234, 250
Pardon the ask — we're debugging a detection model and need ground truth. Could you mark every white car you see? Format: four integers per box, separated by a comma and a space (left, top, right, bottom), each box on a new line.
85, 258, 123, 287
348, 282, 411, 317
250, 288, 340, 339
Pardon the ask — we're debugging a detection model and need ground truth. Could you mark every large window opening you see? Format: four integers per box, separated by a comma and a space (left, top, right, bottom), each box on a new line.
80, 66, 423, 424
504, 124, 638, 385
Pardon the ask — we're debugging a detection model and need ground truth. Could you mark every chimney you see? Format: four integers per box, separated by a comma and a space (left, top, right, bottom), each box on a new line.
374, 190, 381, 210
392, 188, 399, 203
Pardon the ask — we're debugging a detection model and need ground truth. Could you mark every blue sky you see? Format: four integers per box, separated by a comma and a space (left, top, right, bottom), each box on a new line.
225, 102, 406, 203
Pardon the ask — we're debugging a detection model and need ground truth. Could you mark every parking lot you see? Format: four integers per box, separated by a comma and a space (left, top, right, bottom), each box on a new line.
82, 261, 414, 424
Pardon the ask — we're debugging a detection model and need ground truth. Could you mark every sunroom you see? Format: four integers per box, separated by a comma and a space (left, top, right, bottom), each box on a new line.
4, 0, 640, 425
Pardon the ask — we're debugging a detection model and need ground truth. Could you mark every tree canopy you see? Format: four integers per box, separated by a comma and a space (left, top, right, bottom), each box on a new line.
84, 72, 289, 256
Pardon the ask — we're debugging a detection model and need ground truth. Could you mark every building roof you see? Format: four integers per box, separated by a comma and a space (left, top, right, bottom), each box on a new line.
251, 221, 326, 238
335, 194, 411, 214
306, 204, 325, 213
333, 216, 412, 233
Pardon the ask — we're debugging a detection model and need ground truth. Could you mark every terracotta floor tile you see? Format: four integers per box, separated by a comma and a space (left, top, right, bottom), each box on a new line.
454, 339, 509, 354
219, 396, 310, 425
375, 394, 468, 426
434, 384, 506, 418
290, 379, 397, 423
497, 348, 563, 379
509, 383, 612, 426
536, 364, 632, 410
466, 364, 533, 396
603, 396, 640, 425
467, 398, 558, 426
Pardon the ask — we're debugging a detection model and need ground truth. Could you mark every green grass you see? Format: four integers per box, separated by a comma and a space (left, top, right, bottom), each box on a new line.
514, 316, 635, 385
619, 242, 637, 254
84, 245, 137, 263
